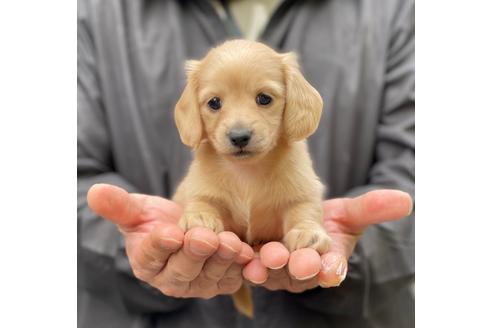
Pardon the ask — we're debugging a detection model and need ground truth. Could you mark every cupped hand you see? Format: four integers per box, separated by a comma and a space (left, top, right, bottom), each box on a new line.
242, 190, 413, 292
87, 184, 254, 299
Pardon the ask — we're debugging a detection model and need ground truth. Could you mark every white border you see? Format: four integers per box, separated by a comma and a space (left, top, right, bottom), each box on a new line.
1, 0, 492, 327
417, 1, 492, 327
0, 1, 76, 327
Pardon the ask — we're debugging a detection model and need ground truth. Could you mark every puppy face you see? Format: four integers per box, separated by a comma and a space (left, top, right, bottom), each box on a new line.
175, 40, 323, 162
197, 43, 286, 160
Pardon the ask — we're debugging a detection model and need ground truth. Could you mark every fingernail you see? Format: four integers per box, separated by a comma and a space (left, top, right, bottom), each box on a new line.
335, 261, 348, 286
160, 237, 182, 250
237, 253, 253, 264
249, 277, 267, 285
218, 243, 237, 260
321, 256, 348, 286
269, 263, 287, 270
321, 256, 340, 273
189, 237, 216, 256
294, 271, 318, 281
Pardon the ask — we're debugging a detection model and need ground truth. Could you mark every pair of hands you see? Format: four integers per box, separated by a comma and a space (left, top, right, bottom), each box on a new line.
87, 184, 412, 298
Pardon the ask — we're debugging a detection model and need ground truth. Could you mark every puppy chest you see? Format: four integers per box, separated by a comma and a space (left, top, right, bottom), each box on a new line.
227, 198, 284, 244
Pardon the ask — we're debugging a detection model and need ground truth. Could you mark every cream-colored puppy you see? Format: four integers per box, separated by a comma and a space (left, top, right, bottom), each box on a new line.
173, 39, 331, 316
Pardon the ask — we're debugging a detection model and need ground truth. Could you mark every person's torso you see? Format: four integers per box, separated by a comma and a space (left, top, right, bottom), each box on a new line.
84, 0, 392, 200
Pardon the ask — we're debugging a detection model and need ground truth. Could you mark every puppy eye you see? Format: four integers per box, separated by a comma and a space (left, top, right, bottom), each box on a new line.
207, 97, 222, 111
256, 93, 272, 106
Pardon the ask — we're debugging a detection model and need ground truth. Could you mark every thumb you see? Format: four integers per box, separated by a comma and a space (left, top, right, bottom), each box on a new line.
324, 189, 414, 233
87, 183, 182, 232
87, 184, 144, 228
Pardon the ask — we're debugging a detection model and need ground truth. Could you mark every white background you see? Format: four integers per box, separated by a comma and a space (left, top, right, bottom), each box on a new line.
0, 0, 491, 327
417, 1, 492, 326
0, 1, 76, 327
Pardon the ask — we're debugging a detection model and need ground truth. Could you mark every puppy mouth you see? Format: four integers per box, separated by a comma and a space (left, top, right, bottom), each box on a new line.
233, 149, 254, 158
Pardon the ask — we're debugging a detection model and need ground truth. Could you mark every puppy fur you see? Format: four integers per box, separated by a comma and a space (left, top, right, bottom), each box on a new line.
173, 40, 331, 316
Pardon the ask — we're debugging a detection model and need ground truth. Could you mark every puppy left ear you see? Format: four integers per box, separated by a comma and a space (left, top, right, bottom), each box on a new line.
175, 60, 203, 149
281, 53, 323, 142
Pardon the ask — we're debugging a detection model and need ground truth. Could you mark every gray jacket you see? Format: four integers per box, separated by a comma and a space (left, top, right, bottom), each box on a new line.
77, 0, 415, 327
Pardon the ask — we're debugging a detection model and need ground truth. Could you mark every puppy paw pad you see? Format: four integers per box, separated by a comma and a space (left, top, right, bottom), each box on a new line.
283, 227, 331, 253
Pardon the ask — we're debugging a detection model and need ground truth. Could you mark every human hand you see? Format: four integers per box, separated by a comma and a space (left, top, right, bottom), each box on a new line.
86, 184, 254, 299
241, 190, 413, 292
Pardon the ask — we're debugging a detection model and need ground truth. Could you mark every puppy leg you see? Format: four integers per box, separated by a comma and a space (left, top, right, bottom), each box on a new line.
283, 202, 331, 253
179, 201, 225, 233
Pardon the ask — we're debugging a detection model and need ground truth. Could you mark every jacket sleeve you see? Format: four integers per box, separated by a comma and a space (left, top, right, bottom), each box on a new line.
77, 2, 189, 313
295, 0, 414, 316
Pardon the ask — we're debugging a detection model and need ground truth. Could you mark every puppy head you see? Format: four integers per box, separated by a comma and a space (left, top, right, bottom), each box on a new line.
175, 40, 323, 161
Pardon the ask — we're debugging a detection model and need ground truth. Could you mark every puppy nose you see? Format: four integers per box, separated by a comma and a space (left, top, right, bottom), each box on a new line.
228, 128, 252, 148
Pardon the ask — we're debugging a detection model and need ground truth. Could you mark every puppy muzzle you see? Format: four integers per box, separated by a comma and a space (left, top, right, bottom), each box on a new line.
228, 128, 252, 149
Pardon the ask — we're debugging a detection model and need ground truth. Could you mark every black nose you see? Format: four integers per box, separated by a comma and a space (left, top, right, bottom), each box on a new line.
229, 129, 252, 148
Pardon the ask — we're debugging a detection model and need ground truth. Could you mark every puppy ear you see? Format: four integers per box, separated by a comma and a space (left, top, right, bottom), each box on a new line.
281, 53, 323, 142
175, 60, 203, 148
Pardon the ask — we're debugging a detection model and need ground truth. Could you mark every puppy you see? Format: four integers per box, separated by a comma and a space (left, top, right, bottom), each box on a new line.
173, 39, 331, 317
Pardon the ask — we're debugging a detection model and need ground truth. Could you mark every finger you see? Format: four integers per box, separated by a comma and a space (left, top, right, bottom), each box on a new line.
318, 252, 348, 288
261, 267, 290, 291
287, 275, 319, 293
235, 242, 255, 265
218, 263, 243, 294
129, 223, 184, 281
259, 242, 290, 269
263, 268, 318, 293
288, 248, 321, 280
243, 256, 268, 285
324, 189, 413, 232
261, 247, 291, 290
153, 227, 218, 295
87, 183, 182, 232
199, 232, 242, 283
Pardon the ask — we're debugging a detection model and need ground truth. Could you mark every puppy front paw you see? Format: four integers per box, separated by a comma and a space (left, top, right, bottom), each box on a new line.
178, 212, 225, 233
283, 223, 331, 253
